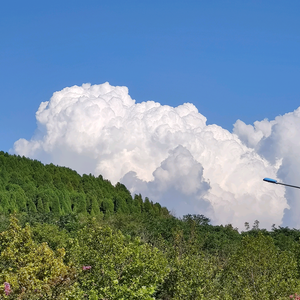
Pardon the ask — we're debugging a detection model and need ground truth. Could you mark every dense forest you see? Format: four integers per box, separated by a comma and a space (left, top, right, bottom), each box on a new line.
0, 151, 300, 299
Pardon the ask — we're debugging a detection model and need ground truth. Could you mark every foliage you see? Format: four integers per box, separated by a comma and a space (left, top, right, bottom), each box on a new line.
221, 232, 300, 299
2, 152, 300, 299
157, 252, 220, 300
0, 216, 76, 299
0, 152, 168, 219
69, 221, 169, 299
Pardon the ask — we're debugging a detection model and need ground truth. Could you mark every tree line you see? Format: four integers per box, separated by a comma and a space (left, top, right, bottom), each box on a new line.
0, 151, 168, 217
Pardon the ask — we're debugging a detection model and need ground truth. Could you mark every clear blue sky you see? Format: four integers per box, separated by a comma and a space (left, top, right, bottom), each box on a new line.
1, 0, 300, 153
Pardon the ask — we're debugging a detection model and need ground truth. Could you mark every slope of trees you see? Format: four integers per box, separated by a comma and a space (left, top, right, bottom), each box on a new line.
0, 151, 168, 218
1, 151, 300, 299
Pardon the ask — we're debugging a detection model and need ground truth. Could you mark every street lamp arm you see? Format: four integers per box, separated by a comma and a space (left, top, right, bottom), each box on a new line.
263, 178, 300, 189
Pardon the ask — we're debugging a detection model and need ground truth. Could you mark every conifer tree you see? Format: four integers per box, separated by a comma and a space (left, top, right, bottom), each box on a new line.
101, 198, 114, 214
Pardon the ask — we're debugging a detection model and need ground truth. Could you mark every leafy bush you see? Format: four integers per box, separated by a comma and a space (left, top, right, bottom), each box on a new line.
221, 232, 300, 299
0, 216, 76, 299
69, 221, 169, 299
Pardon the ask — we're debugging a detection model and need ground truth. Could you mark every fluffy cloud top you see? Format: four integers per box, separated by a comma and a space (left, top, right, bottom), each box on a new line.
13, 82, 291, 230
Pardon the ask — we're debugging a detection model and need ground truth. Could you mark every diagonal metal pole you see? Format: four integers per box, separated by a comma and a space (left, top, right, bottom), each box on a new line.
263, 178, 300, 190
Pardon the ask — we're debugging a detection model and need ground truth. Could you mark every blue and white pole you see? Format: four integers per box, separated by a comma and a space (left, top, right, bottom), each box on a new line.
263, 178, 300, 190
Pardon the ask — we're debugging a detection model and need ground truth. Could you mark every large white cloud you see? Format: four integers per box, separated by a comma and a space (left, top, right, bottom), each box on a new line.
13, 82, 289, 230
234, 108, 300, 228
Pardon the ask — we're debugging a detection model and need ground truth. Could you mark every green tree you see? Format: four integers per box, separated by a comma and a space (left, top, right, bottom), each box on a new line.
143, 197, 153, 213
70, 192, 87, 215
0, 216, 76, 299
157, 253, 220, 300
101, 198, 114, 215
5, 184, 29, 213
221, 232, 300, 299
114, 195, 129, 214
70, 222, 169, 299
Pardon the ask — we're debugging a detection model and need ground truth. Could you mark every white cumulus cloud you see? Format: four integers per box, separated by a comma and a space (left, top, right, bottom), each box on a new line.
13, 82, 290, 230
234, 108, 300, 228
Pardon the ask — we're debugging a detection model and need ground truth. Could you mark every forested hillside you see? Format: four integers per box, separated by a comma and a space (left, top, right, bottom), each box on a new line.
0, 151, 168, 217
1, 151, 300, 299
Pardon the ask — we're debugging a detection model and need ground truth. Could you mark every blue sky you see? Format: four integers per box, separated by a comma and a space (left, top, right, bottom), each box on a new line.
1, 0, 300, 153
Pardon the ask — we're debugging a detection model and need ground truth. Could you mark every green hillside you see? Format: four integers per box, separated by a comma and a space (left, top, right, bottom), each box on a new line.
0, 151, 168, 217
0, 151, 300, 299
